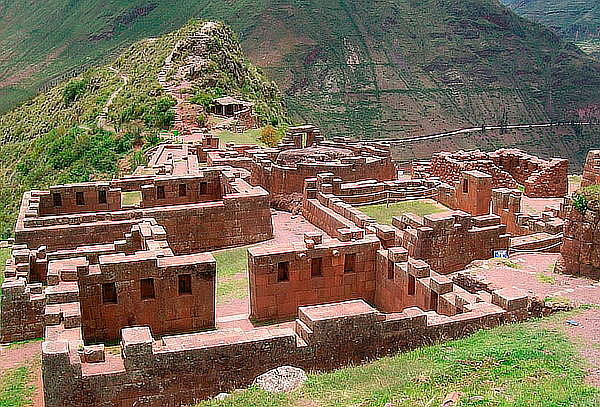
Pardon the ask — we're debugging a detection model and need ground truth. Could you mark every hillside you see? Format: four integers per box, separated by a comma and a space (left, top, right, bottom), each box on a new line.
503, 0, 600, 57
0, 20, 286, 238
1, 1, 599, 145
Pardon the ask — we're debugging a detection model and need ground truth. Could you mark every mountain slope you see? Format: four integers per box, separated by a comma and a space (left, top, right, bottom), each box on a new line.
503, 0, 600, 57
0, 20, 286, 238
503, 0, 600, 41
1, 1, 599, 140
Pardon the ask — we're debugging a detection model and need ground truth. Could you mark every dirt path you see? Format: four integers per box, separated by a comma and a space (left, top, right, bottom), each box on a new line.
545, 308, 600, 387
0, 341, 43, 406
97, 66, 129, 132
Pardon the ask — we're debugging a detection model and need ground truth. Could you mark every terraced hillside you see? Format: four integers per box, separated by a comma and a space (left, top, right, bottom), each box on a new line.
503, 0, 600, 57
0, 20, 286, 238
1, 0, 599, 143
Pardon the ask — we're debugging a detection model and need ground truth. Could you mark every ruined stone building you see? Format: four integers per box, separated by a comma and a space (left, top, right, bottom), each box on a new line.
0, 125, 595, 407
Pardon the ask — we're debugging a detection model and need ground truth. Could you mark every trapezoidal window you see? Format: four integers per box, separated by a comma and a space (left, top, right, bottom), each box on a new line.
408, 274, 416, 296
76, 191, 85, 206
178, 183, 187, 197
311, 258, 323, 278
344, 254, 356, 273
156, 185, 166, 199
462, 178, 469, 194
98, 190, 107, 204
52, 192, 62, 207
178, 274, 192, 295
102, 283, 117, 304
199, 182, 208, 195
277, 262, 290, 282
140, 278, 155, 300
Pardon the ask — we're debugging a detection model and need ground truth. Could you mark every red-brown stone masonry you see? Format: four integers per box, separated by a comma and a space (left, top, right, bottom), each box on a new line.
15, 187, 274, 254
436, 171, 492, 216
0, 279, 45, 343
248, 237, 380, 322
582, 150, 600, 188
560, 206, 600, 279
79, 254, 216, 343
41, 295, 533, 407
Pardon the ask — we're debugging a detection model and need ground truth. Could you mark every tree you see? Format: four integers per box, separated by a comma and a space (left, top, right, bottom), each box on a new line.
258, 125, 280, 147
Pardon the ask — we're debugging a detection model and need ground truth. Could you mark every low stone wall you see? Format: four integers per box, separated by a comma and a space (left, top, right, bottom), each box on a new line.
560, 205, 600, 278
491, 189, 564, 236
42, 291, 531, 407
394, 211, 509, 274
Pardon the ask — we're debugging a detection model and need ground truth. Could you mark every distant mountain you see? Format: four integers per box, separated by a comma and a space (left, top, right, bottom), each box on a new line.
503, 0, 600, 56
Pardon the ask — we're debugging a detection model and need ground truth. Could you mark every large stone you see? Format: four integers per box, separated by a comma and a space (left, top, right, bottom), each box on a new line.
253, 366, 308, 393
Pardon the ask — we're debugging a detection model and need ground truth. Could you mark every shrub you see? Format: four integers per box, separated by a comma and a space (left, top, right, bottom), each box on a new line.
573, 193, 588, 214
196, 113, 207, 127
258, 125, 280, 147
63, 79, 89, 105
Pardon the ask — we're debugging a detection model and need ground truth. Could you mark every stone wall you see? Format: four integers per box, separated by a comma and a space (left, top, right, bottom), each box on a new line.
427, 149, 568, 198
436, 170, 492, 216
582, 150, 600, 188
42, 291, 531, 407
491, 188, 565, 237
248, 232, 379, 322
0, 278, 45, 343
560, 205, 600, 278
15, 170, 273, 254
394, 211, 509, 274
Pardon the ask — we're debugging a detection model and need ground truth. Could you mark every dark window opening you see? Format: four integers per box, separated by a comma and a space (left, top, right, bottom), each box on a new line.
277, 262, 290, 282
178, 274, 192, 295
140, 278, 155, 300
199, 182, 208, 195
408, 274, 416, 295
52, 193, 62, 207
98, 190, 107, 204
102, 283, 117, 304
157, 185, 166, 199
387, 260, 395, 280
462, 178, 469, 194
311, 258, 323, 277
430, 291, 439, 311
178, 183, 187, 197
344, 254, 356, 273
76, 191, 85, 206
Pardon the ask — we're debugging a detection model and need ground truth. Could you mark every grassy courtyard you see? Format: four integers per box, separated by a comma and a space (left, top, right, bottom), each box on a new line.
0, 365, 36, 407
213, 245, 251, 304
199, 311, 600, 407
359, 199, 447, 225
216, 129, 266, 147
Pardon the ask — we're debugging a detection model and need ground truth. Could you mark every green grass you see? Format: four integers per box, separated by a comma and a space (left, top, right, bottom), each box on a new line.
213, 245, 252, 303
359, 200, 446, 225
536, 272, 556, 285
121, 191, 142, 207
0, 366, 35, 407
216, 129, 265, 147
545, 296, 572, 307
0, 247, 11, 302
198, 313, 600, 406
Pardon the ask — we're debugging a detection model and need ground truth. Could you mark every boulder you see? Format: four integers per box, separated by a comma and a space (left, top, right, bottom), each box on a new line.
253, 366, 307, 393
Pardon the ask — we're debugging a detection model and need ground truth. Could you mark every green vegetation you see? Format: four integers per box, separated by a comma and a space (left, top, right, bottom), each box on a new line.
121, 191, 142, 207
216, 129, 266, 147
359, 200, 446, 225
536, 272, 556, 284
0, 365, 35, 407
545, 296, 572, 307
499, 258, 522, 269
504, 0, 600, 46
0, 20, 285, 238
199, 313, 600, 406
214, 245, 251, 303
0, 0, 598, 145
0, 247, 11, 301
573, 184, 600, 214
